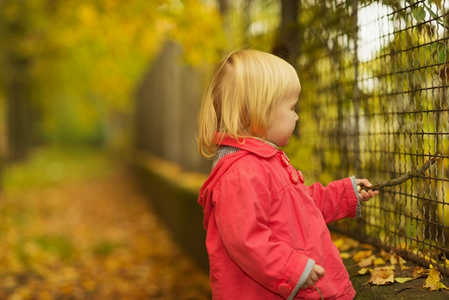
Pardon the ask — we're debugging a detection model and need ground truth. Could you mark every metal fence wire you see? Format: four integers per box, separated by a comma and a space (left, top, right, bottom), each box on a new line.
289, 0, 449, 275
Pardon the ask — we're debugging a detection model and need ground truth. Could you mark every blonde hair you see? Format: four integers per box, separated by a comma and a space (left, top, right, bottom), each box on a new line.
197, 49, 299, 158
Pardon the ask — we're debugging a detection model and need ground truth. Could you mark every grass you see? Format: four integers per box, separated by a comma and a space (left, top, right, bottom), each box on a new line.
3, 146, 111, 191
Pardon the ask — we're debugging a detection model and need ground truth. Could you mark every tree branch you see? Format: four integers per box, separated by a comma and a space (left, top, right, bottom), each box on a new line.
358, 155, 441, 192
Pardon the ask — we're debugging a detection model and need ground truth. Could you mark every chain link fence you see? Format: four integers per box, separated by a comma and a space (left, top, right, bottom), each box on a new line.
287, 0, 449, 275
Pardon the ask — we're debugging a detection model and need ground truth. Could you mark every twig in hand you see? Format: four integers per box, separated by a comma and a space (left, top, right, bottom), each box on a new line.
313, 283, 324, 300
358, 155, 440, 192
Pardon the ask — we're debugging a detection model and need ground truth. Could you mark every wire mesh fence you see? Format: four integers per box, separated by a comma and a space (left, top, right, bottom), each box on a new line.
289, 0, 449, 275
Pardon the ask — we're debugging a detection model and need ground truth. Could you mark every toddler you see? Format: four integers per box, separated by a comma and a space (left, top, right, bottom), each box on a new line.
197, 49, 377, 299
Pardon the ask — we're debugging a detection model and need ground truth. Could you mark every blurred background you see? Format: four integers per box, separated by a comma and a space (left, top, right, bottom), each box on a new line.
1, 0, 449, 299
0, 0, 224, 162
0, 1, 227, 299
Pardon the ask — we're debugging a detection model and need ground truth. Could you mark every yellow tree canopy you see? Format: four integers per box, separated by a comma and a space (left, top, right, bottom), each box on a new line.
0, 0, 225, 145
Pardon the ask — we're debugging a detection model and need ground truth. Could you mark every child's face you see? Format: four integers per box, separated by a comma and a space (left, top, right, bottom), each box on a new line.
266, 81, 300, 147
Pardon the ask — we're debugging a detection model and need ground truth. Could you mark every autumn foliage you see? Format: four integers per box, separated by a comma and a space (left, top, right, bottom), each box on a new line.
332, 233, 449, 293
0, 148, 211, 299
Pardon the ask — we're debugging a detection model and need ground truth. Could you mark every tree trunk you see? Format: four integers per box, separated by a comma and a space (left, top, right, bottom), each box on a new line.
217, 0, 228, 15
6, 55, 31, 162
1, 0, 34, 163
272, 0, 299, 66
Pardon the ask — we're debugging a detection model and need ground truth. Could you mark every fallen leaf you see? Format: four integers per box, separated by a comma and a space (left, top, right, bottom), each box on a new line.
389, 253, 408, 270
373, 257, 386, 266
400, 264, 410, 271
424, 254, 438, 264
424, 265, 448, 291
358, 255, 376, 268
353, 250, 373, 263
412, 266, 429, 278
354, 267, 371, 275
332, 238, 345, 250
390, 255, 398, 265
340, 252, 352, 259
332, 237, 359, 251
379, 249, 391, 260
369, 268, 394, 285
395, 277, 415, 284
359, 243, 375, 250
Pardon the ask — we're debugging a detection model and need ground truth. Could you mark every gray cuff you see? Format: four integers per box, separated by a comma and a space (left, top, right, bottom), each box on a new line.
350, 175, 362, 218
287, 259, 315, 300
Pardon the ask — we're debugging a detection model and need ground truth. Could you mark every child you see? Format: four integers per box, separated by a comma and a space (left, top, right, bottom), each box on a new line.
197, 50, 377, 300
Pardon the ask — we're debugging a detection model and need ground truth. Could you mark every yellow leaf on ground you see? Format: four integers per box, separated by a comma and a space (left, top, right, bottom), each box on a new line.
359, 243, 375, 250
332, 238, 345, 250
424, 265, 448, 291
373, 257, 386, 266
358, 255, 376, 268
354, 267, 371, 275
395, 277, 415, 283
353, 250, 373, 263
369, 268, 394, 286
340, 252, 352, 259
390, 255, 397, 265
412, 266, 429, 278
399, 256, 407, 265
389, 253, 408, 270
424, 255, 438, 264
379, 249, 391, 260
332, 237, 359, 252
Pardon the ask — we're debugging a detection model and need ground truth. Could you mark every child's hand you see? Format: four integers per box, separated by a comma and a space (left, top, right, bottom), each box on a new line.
301, 264, 325, 289
356, 179, 379, 201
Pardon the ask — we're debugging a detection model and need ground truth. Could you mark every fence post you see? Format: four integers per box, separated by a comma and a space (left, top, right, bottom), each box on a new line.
352, 0, 361, 175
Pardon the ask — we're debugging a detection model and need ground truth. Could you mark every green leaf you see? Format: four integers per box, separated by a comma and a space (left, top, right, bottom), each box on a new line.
423, 3, 438, 19
412, 6, 426, 22
439, 49, 448, 63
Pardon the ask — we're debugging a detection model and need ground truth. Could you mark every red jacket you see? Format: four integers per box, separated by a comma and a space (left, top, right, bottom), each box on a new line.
198, 136, 358, 299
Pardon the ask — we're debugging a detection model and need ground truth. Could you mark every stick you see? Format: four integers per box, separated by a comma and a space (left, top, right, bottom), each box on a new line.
313, 283, 324, 300
358, 155, 440, 192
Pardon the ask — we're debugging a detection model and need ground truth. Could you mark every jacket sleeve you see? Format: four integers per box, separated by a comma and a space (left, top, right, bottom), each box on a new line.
305, 177, 359, 224
214, 167, 312, 298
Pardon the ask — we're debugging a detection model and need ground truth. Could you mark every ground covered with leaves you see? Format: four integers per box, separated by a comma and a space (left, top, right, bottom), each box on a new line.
0, 148, 211, 300
332, 233, 449, 299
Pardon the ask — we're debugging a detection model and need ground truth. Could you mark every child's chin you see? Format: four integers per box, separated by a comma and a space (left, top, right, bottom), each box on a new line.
279, 140, 289, 147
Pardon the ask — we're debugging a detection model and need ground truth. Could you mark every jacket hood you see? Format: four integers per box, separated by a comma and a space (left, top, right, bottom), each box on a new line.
198, 136, 278, 228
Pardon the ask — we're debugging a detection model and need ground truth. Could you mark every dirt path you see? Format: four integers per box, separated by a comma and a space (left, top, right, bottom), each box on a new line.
0, 150, 211, 299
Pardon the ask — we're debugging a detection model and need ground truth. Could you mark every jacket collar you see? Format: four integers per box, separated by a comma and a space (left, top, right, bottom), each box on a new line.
216, 134, 279, 158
